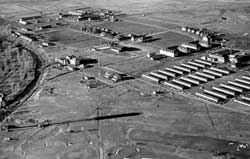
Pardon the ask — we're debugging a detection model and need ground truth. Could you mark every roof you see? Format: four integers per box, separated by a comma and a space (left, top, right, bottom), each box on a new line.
209, 53, 225, 59
182, 43, 198, 47
20, 35, 33, 41
160, 48, 177, 53
139, 36, 153, 40
20, 15, 41, 20
111, 45, 124, 50
67, 55, 77, 59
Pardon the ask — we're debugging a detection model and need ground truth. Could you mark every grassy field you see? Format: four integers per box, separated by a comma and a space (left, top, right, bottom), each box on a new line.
143, 31, 194, 48
44, 28, 104, 48
123, 16, 180, 29
96, 21, 164, 35
107, 56, 160, 76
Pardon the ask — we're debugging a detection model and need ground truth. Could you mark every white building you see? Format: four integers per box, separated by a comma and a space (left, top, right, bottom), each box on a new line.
66, 55, 77, 66
177, 45, 191, 54
55, 57, 67, 65
201, 36, 211, 42
199, 41, 211, 48
181, 26, 187, 32
68, 11, 83, 16
208, 54, 226, 63
18, 19, 27, 25
195, 30, 201, 35
20, 35, 32, 42
181, 43, 201, 51
159, 48, 179, 57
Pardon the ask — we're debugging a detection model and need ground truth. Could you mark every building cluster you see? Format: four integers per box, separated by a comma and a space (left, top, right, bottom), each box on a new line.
229, 53, 250, 68
181, 26, 227, 45
11, 30, 37, 43
142, 56, 232, 92
59, 8, 117, 22
157, 27, 221, 58
159, 39, 210, 58
82, 26, 128, 41
143, 50, 250, 105
55, 55, 98, 70
18, 16, 54, 30
181, 26, 209, 37
15, 15, 68, 47
201, 50, 230, 63
19, 20, 57, 32
104, 72, 126, 83
157, 26, 228, 58
128, 34, 154, 43
11, 29, 51, 47
18, 15, 67, 35
18, 16, 42, 25
197, 74, 250, 105
81, 26, 154, 43
201, 49, 250, 68
143, 57, 213, 84
181, 26, 225, 41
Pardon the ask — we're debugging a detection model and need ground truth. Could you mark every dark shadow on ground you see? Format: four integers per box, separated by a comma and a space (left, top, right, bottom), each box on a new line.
55, 112, 142, 124
123, 47, 140, 51
143, 38, 161, 43
3, 112, 142, 130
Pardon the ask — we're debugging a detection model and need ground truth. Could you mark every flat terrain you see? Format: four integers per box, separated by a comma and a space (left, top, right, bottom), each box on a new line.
122, 16, 180, 30
142, 31, 194, 49
1, 0, 250, 159
96, 21, 164, 35
44, 28, 105, 48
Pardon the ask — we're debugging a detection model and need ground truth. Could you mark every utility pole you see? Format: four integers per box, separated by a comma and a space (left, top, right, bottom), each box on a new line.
97, 103, 104, 159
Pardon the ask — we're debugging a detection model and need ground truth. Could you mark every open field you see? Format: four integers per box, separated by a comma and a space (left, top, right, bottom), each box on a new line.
85, 51, 133, 66
44, 28, 105, 48
100, 49, 139, 58
1, 0, 250, 159
122, 16, 180, 30
142, 31, 194, 49
107, 56, 159, 76
96, 21, 164, 35
2, 72, 250, 158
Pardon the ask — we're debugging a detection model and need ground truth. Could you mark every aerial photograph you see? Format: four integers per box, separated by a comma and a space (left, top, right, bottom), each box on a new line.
1, 0, 250, 158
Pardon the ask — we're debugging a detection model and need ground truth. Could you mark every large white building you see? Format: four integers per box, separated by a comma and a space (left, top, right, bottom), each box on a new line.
68, 11, 83, 16
159, 48, 179, 57
181, 43, 201, 51
199, 41, 211, 48
177, 45, 191, 54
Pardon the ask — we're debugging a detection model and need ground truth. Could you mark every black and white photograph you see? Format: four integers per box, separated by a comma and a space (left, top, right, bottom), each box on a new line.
0, 0, 250, 158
